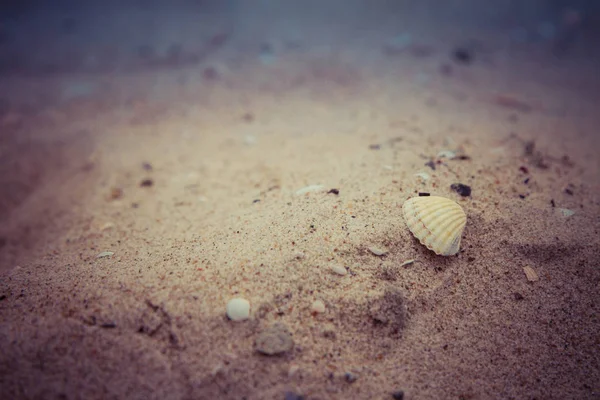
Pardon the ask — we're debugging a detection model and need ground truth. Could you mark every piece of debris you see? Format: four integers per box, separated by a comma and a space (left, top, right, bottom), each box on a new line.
284, 391, 304, 400
437, 150, 456, 159
513, 292, 524, 301
344, 372, 358, 383
399, 259, 415, 267
450, 183, 471, 197
311, 300, 326, 314
523, 265, 539, 282
550, 199, 556, 207
425, 160, 436, 170
418, 192, 430, 197
226, 298, 250, 321
558, 208, 575, 217
96, 251, 114, 258
327, 188, 340, 195
140, 178, 154, 187
330, 264, 347, 276
369, 246, 388, 256
110, 187, 124, 200
295, 184, 325, 196
142, 162, 153, 171
255, 323, 294, 356
414, 172, 430, 181
392, 390, 405, 400
369, 144, 381, 150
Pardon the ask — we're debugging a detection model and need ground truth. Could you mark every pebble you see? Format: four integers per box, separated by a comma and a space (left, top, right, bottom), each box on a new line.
96, 251, 114, 258
330, 264, 347, 276
284, 392, 304, 400
450, 183, 472, 197
311, 300, 326, 314
295, 184, 325, 196
392, 390, 405, 400
255, 323, 294, 355
369, 246, 388, 256
226, 298, 250, 321
558, 208, 575, 217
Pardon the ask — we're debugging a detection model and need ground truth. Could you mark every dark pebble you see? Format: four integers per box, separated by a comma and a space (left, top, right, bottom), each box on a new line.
514, 292, 524, 301
344, 372, 358, 383
0, 295, 6, 301
253, 199, 261, 203
140, 178, 154, 187
328, 188, 340, 195
519, 194, 526, 199
369, 144, 381, 150
392, 390, 405, 400
523, 178, 530, 184
142, 162, 153, 171
284, 391, 304, 400
550, 199, 556, 207
564, 188, 574, 195
425, 160, 436, 170
100, 322, 117, 329
418, 192, 430, 197
452, 47, 472, 64
519, 166, 529, 174
450, 183, 471, 197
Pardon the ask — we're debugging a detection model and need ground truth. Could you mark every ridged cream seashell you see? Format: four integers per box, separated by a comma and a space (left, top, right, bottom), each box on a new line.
402, 196, 467, 256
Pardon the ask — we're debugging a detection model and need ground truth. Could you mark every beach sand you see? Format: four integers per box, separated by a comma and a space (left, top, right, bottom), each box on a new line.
1, 1, 599, 399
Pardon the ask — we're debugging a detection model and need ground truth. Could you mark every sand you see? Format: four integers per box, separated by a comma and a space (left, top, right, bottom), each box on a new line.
1, 1, 599, 399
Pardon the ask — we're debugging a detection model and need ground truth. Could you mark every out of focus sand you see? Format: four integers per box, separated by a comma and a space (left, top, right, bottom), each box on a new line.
1, 2, 599, 399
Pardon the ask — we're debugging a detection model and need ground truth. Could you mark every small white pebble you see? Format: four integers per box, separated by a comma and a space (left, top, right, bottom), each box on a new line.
311, 300, 326, 314
558, 208, 575, 217
369, 246, 388, 256
96, 251, 114, 258
399, 259, 415, 267
226, 298, 250, 321
330, 264, 347, 276
437, 150, 456, 159
414, 172, 430, 181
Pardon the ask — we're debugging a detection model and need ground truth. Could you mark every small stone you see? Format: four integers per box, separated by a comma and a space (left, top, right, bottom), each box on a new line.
330, 264, 347, 276
369, 246, 388, 256
450, 183, 471, 197
226, 298, 250, 321
284, 391, 304, 400
96, 251, 114, 258
311, 300, 326, 314
288, 365, 300, 377
392, 390, 405, 400
344, 372, 358, 383
558, 208, 575, 217
140, 178, 154, 187
255, 323, 294, 355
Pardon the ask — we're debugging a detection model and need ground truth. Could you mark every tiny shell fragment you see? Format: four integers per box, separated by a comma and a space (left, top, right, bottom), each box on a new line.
330, 264, 347, 276
96, 251, 114, 258
558, 208, 575, 217
399, 259, 415, 267
369, 247, 388, 256
523, 266, 539, 282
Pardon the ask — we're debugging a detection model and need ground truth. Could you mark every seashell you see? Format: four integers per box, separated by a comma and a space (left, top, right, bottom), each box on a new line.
402, 196, 467, 256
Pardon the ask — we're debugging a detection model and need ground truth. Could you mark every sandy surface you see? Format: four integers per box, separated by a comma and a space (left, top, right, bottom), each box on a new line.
1, 2, 600, 399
